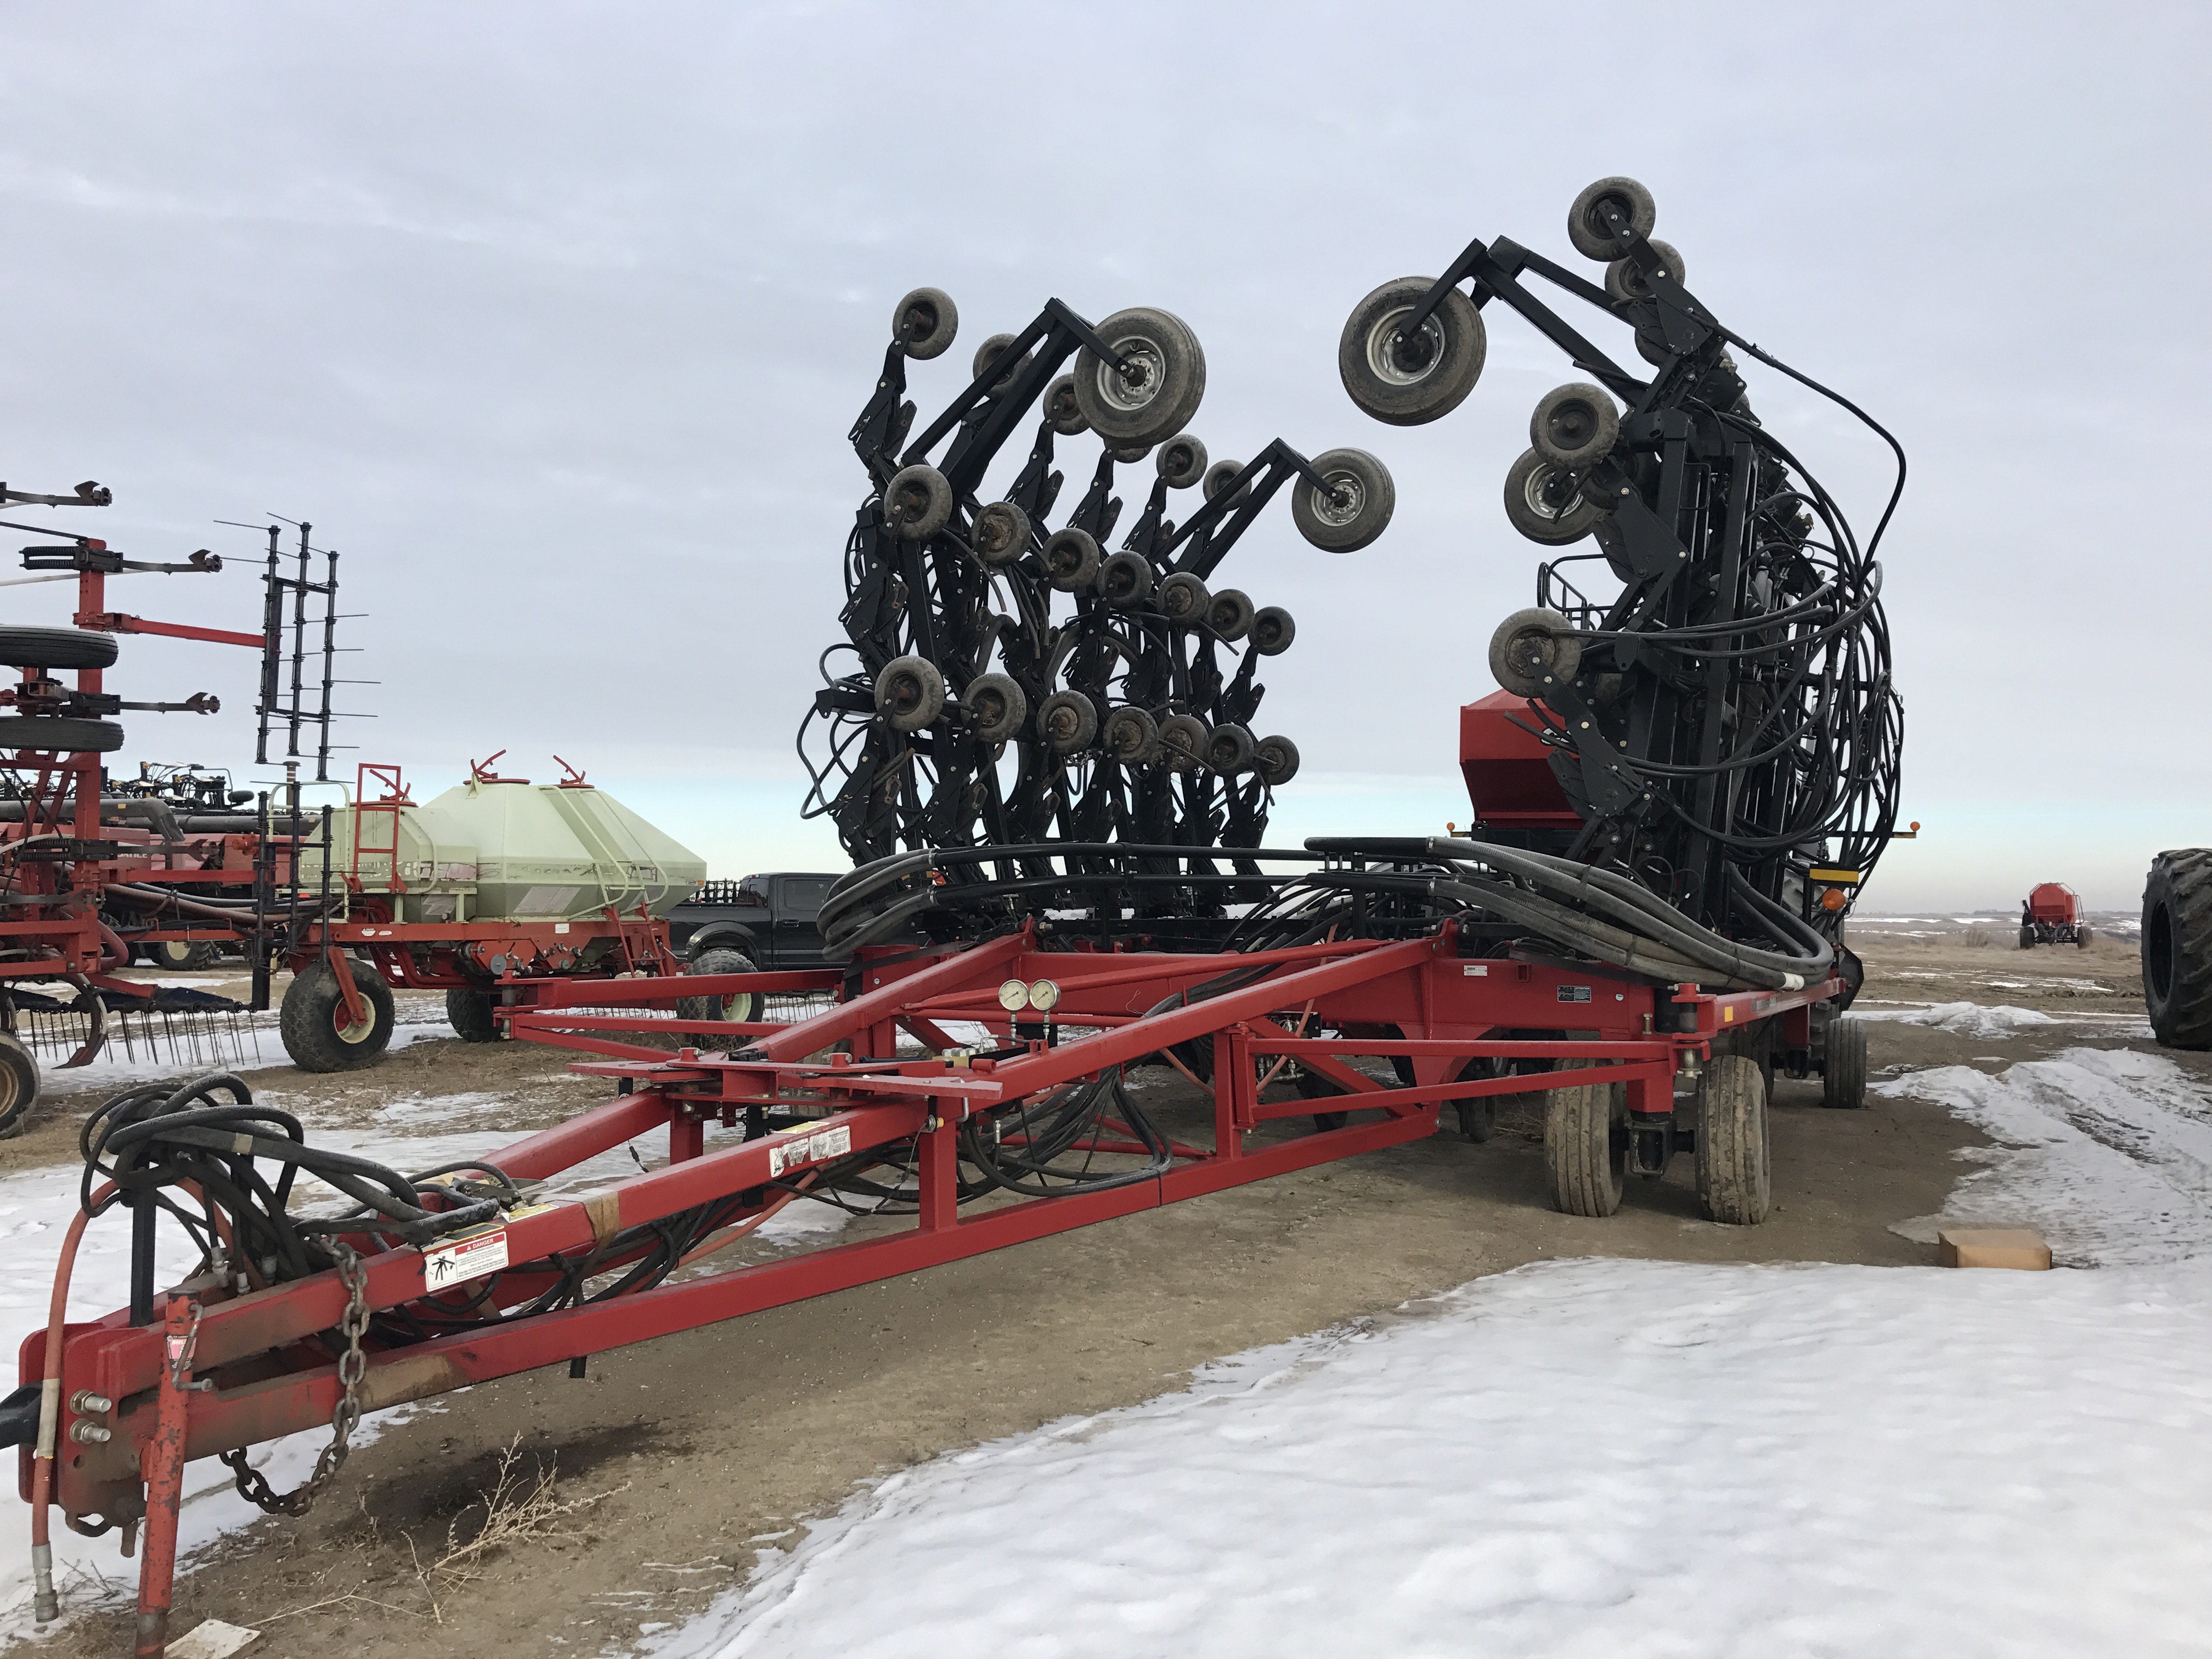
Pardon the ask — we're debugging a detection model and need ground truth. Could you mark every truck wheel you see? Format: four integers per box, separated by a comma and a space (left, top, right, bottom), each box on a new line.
1820, 1016, 1867, 1110
280, 958, 396, 1073
2143, 849, 2212, 1049
0, 1034, 39, 1138
150, 939, 217, 972
1696, 1054, 1770, 1223
1545, 1057, 1624, 1216
447, 986, 506, 1043
678, 948, 759, 1030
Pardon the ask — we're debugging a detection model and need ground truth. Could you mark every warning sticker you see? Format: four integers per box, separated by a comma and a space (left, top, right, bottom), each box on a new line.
768, 1124, 854, 1178
422, 1226, 510, 1290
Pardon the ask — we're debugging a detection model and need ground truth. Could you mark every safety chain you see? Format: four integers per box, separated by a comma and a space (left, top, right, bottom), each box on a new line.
220, 1242, 370, 1517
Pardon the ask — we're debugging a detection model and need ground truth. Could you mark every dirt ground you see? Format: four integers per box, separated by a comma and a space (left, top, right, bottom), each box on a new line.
6, 926, 2193, 1659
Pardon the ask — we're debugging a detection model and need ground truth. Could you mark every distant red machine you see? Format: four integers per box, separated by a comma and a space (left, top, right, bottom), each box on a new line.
2021, 882, 2090, 949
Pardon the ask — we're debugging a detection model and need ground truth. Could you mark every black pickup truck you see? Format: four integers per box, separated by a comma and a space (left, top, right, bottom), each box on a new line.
668, 872, 842, 1026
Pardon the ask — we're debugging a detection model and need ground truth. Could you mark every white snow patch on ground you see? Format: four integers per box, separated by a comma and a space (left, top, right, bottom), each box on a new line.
650, 1257, 2212, 1659
1857, 1001, 2058, 1039
1877, 1046, 2212, 1266
646, 1042, 2212, 1659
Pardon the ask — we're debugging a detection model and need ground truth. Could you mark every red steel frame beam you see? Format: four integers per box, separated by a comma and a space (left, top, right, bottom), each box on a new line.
19, 921, 1844, 1638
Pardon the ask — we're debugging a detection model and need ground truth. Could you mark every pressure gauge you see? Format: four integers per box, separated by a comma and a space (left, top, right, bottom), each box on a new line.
998, 979, 1029, 1012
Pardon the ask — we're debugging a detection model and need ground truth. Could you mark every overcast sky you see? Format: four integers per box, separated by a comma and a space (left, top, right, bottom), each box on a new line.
3, 2, 2205, 911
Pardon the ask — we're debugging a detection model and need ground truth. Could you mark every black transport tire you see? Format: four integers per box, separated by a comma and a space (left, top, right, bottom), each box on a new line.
1568, 176, 1657, 259
150, 939, 218, 971
1037, 691, 1098, 757
893, 286, 958, 360
972, 501, 1031, 567
1205, 723, 1256, 776
1156, 713, 1208, 771
884, 463, 954, 540
1544, 1057, 1624, 1217
0, 626, 120, 670
280, 958, 396, 1073
1605, 239, 1687, 304
963, 673, 1028, 744
447, 985, 507, 1043
0, 1033, 38, 1138
1291, 448, 1395, 552
1202, 459, 1250, 507
1159, 571, 1211, 625
1530, 383, 1622, 471
1098, 550, 1154, 609
1156, 433, 1207, 489
1503, 448, 1604, 545
1821, 1015, 1867, 1109
0, 716, 125, 754
1071, 307, 1206, 448
2018, 925, 2036, 950
1488, 607, 1584, 698
1338, 277, 1486, 427
1206, 588, 1255, 641
1253, 734, 1300, 788
1102, 706, 1159, 766
676, 948, 760, 1029
2076, 926, 2094, 949
1696, 1053, 1771, 1223
1250, 606, 1295, 656
1042, 527, 1102, 592
972, 332, 1031, 395
1045, 374, 1090, 436
875, 654, 946, 733
2143, 849, 2212, 1049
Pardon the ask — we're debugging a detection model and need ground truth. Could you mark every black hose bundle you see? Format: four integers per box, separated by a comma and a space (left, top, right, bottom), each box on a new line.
83, 1074, 509, 1288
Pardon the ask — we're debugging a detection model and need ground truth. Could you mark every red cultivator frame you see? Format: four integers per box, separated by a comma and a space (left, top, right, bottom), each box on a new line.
12, 922, 1838, 1652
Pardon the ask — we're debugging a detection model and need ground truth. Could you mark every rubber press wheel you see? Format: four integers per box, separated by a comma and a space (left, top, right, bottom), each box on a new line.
1695, 1053, 1771, 1223
0, 1033, 40, 1139
1290, 448, 1395, 552
1338, 277, 1486, 426
1820, 1015, 1867, 1109
1071, 307, 1207, 449
1544, 1057, 1625, 1217
447, 986, 507, 1043
2143, 849, 2212, 1049
280, 957, 397, 1073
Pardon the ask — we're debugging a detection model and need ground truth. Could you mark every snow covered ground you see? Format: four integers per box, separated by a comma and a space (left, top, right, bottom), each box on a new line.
648, 1043, 2212, 1659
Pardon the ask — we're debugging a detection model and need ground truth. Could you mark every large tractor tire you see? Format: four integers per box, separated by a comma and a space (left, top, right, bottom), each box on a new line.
2143, 850, 2212, 1049
148, 939, 218, 972
1820, 1015, 1869, 1110
280, 957, 397, 1072
0, 1034, 40, 1138
447, 986, 507, 1043
676, 948, 760, 1032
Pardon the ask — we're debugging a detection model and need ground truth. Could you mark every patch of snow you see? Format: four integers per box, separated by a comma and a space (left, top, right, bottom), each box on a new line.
1856, 1002, 2059, 1039
648, 1255, 2212, 1659
1878, 1046, 2212, 1267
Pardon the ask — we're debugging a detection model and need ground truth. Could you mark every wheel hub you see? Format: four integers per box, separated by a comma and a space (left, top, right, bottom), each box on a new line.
1369, 307, 1443, 385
